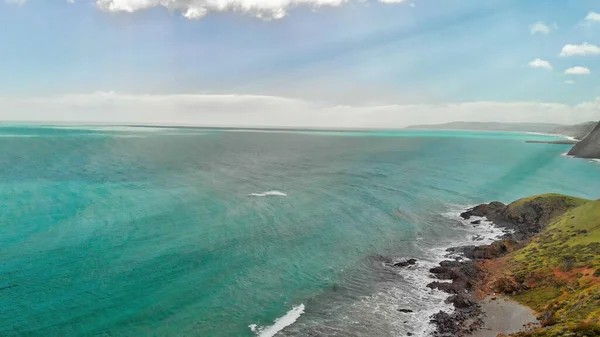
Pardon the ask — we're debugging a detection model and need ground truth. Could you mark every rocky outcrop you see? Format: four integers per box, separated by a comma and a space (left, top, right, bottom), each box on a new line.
393, 258, 417, 267
567, 120, 600, 159
428, 194, 590, 337
459, 194, 585, 241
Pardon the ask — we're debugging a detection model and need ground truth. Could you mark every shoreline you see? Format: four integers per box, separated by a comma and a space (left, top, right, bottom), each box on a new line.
423, 194, 600, 337
424, 201, 544, 337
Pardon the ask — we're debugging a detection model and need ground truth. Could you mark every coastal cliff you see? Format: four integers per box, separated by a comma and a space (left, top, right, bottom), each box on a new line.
428, 194, 600, 337
567, 121, 600, 159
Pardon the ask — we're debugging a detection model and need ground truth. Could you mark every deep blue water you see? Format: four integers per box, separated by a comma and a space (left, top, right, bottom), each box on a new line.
1, 126, 598, 336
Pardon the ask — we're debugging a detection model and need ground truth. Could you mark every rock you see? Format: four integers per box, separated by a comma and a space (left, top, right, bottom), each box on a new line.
430, 311, 457, 334
430, 266, 453, 279
471, 220, 481, 224
394, 258, 417, 267
460, 201, 506, 220
492, 277, 520, 294
456, 240, 510, 260
427, 281, 458, 294
447, 295, 476, 309
398, 308, 414, 313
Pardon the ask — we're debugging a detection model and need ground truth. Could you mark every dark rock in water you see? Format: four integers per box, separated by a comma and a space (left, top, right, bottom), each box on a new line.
430, 311, 458, 335
394, 258, 417, 267
407, 333, 413, 336
427, 281, 458, 294
439, 260, 462, 268
470, 220, 481, 225
430, 266, 452, 278
471, 235, 484, 241
398, 308, 414, 313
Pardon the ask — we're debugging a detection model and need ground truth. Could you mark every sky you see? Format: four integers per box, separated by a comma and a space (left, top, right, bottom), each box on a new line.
1, 0, 599, 127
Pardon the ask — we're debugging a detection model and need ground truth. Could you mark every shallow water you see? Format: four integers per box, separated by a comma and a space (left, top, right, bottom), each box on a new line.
1, 125, 598, 336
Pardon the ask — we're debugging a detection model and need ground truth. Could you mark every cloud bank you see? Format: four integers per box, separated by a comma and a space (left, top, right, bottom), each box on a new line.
1, 92, 598, 128
94, 0, 403, 20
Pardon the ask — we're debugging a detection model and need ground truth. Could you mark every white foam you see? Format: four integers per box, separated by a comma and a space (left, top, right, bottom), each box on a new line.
395, 205, 512, 336
250, 304, 305, 337
389, 258, 456, 337
249, 191, 287, 197
441, 207, 511, 246
526, 132, 575, 141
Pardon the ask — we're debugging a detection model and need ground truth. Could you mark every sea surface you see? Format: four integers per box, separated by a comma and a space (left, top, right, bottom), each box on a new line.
1, 125, 599, 337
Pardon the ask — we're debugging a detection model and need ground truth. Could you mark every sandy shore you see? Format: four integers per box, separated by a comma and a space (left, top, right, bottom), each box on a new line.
472, 296, 539, 337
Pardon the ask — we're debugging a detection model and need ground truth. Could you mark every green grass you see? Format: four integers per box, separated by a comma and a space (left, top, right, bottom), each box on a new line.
506, 194, 589, 211
486, 195, 600, 336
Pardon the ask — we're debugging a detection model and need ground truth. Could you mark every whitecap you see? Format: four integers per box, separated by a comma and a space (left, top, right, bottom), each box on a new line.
249, 191, 287, 197
249, 304, 305, 337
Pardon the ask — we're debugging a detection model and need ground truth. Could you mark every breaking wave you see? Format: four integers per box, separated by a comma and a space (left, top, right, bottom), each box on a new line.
249, 304, 305, 337
249, 191, 288, 197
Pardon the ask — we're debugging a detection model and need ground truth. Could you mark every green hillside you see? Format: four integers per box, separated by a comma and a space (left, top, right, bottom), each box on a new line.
489, 195, 600, 336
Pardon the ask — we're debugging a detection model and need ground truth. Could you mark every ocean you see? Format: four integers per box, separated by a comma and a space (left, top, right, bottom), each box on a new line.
1, 125, 599, 337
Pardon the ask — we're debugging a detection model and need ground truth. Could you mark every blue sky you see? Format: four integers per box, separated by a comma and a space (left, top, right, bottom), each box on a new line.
0, 0, 599, 127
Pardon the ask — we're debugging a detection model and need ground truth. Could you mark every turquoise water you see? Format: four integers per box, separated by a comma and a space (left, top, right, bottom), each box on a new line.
1, 126, 598, 336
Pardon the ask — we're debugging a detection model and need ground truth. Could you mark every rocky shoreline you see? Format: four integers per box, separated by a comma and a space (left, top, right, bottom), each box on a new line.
387, 194, 599, 336
422, 198, 566, 337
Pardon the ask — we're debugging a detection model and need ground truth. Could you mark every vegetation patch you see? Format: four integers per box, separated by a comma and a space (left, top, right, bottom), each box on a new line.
480, 195, 600, 337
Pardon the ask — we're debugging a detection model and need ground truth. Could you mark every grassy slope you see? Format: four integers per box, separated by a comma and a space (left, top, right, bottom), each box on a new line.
483, 195, 600, 337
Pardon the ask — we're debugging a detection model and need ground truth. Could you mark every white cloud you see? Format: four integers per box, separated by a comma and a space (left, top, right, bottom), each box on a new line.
95, 0, 410, 20
560, 43, 600, 56
183, 7, 208, 19
0, 92, 598, 127
565, 80, 575, 85
585, 11, 600, 22
564, 66, 591, 75
96, 0, 348, 20
529, 58, 553, 70
529, 21, 554, 35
